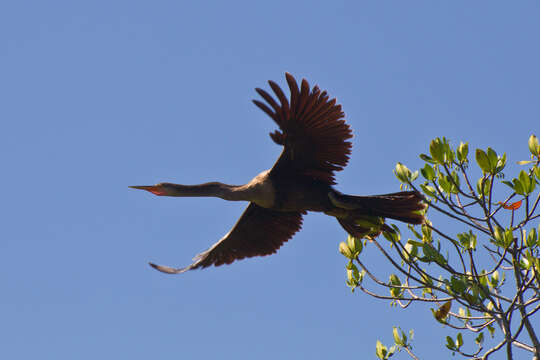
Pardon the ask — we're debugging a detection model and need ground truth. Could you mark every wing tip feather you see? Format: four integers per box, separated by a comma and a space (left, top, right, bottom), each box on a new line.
149, 262, 191, 274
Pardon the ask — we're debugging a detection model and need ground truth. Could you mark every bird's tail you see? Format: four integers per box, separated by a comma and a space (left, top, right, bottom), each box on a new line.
330, 191, 426, 238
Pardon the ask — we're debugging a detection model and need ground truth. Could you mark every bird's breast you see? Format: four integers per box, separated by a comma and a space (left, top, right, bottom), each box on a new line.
244, 169, 277, 208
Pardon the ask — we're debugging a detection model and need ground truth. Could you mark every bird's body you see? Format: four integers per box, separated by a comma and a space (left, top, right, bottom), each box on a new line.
251, 170, 332, 212
131, 73, 425, 274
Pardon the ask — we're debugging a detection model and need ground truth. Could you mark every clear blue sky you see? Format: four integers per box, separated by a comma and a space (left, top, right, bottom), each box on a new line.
1, 1, 539, 359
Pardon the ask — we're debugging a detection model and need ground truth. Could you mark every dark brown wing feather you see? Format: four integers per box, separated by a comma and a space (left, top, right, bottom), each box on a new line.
149, 203, 305, 274
253, 73, 353, 185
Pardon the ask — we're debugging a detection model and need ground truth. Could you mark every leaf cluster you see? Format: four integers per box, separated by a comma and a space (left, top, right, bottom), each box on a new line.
342, 135, 540, 359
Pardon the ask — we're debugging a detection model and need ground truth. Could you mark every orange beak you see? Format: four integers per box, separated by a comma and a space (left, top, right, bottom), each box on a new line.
129, 185, 166, 196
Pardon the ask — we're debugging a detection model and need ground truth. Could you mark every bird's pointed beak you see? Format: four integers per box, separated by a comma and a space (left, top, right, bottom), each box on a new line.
129, 185, 165, 196
129, 185, 154, 191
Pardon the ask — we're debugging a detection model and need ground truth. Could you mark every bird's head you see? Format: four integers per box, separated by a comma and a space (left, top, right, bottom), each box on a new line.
129, 183, 174, 196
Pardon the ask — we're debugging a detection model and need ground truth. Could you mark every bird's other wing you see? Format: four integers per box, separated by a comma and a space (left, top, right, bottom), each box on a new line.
149, 203, 305, 274
253, 73, 353, 185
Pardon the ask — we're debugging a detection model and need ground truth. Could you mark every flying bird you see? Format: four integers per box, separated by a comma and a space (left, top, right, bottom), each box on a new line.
131, 73, 425, 274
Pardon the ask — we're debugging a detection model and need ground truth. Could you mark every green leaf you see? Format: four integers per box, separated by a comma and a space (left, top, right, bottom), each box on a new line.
504, 229, 515, 247
487, 325, 495, 338
519, 170, 532, 194
446, 336, 456, 351
420, 153, 436, 164
457, 141, 469, 163
383, 226, 401, 242
495, 152, 507, 174
408, 240, 424, 247
449, 276, 467, 294
420, 183, 436, 197
529, 134, 540, 156
389, 274, 401, 286
346, 268, 357, 285
339, 241, 353, 259
346, 261, 361, 285
446, 171, 460, 194
478, 270, 488, 287
475, 149, 491, 173
475, 332, 484, 345
393, 327, 405, 347
423, 243, 446, 265
345, 266, 361, 285
512, 177, 525, 195
375, 340, 388, 360
389, 274, 403, 298
490, 270, 500, 288
529, 176, 536, 193
433, 301, 451, 322
469, 233, 477, 250
394, 162, 411, 183
347, 235, 363, 256
462, 292, 480, 305
444, 140, 455, 163
501, 180, 514, 189
456, 333, 463, 348
347, 265, 362, 287
492, 226, 506, 247
521, 250, 534, 270
527, 228, 538, 248
439, 173, 451, 194
403, 241, 418, 261
457, 231, 477, 251
387, 345, 396, 357
421, 224, 432, 243
420, 270, 433, 288
487, 148, 498, 171
533, 258, 540, 286
421, 164, 436, 181
476, 177, 491, 198
430, 138, 446, 164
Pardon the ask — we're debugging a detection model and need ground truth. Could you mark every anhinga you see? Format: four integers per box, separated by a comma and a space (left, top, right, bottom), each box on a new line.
131, 73, 425, 274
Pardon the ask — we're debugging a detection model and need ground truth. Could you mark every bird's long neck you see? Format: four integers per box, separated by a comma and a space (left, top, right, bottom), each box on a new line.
164, 182, 250, 201
157, 170, 275, 207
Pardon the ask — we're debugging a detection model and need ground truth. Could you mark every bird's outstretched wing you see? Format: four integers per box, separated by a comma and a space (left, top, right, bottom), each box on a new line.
149, 203, 305, 274
253, 73, 353, 185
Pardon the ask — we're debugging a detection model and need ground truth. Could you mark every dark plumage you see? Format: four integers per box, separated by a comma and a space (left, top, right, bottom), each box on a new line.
131, 73, 425, 274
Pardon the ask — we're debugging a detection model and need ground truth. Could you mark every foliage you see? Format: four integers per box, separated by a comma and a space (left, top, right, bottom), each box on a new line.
340, 135, 540, 359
